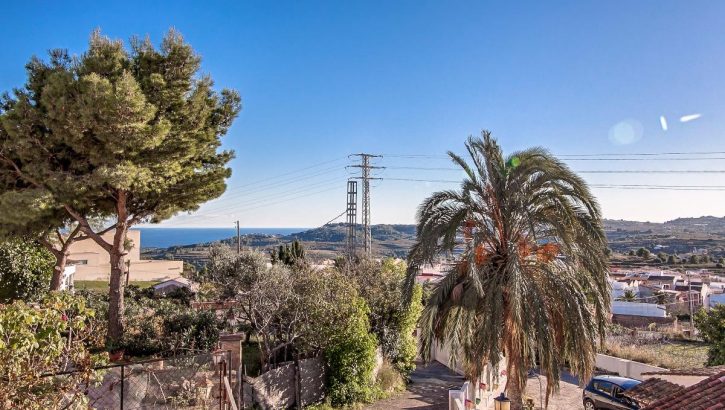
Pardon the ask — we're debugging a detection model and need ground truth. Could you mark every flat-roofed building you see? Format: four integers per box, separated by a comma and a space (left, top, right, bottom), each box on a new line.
68, 229, 183, 282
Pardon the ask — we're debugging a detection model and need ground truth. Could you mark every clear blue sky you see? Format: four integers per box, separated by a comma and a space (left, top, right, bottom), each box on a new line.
2, 1, 725, 227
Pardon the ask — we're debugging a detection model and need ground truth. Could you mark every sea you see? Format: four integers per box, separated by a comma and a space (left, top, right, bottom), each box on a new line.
136, 227, 308, 249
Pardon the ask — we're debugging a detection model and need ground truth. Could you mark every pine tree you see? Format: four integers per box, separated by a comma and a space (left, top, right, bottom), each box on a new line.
0, 30, 241, 345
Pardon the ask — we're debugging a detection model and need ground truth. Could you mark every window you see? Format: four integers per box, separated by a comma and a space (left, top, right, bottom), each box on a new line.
593, 381, 613, 396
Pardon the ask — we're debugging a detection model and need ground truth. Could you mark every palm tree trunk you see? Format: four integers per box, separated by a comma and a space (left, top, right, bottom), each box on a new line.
506, 369, 525, 410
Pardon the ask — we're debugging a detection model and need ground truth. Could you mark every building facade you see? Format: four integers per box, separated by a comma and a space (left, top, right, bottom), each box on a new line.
67, 230, 184, 282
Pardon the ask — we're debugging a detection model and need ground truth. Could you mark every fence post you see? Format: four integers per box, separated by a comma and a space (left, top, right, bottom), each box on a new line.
120, 365, 125, 410
241, 364, 247, 410
219, 360, 224, 410
294, 356, 301, 410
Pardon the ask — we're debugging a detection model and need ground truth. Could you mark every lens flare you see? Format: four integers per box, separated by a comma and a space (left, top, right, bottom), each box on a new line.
680, 113, 702, 123
659, 116, 668, 131
608, 119, 643, 145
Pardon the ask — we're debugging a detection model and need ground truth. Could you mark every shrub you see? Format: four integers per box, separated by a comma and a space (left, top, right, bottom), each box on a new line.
375, 361, 405, 395
394, 284, 423, 378
325, 298, 379, 406
162, 310, 222, 353
0, 239, 53, 303
694, 305, 725, 366
120, 293, 222, 357
0, 293, 106, 408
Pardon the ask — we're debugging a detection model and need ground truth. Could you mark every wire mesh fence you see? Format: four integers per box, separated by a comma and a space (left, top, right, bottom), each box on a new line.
50, 350, 234, 410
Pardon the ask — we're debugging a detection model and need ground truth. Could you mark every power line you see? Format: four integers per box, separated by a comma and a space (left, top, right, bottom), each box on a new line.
322, 209, 347, 226
205, 177, 343, 210
580, 170, 725, 174
381, 150, 725, 158
172, 185, 343, 224
378, 178, 725, 191
227, 157, 346, 190
221, 165, 345, 198
384, 166, 725, 174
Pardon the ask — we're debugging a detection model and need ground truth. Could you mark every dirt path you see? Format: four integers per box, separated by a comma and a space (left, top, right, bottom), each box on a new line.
364, 361, 465, 410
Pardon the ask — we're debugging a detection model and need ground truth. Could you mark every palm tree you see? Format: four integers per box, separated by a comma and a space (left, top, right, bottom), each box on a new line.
406, 132, 610, 409
619, 289, 637, 302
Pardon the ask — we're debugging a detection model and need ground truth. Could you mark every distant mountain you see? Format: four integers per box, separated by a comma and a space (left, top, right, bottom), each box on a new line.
283, 223, 416, 242
143, 217, 725, 266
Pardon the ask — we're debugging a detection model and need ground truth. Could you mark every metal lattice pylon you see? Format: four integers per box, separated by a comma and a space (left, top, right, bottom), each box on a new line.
348, 154, 383, 257
346, 180, 358, 258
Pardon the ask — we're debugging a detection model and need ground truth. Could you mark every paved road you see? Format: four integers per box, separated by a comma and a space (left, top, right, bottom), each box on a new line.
364, 361, 465, 410
526, 371, 584, 410
366, 363, 584, 410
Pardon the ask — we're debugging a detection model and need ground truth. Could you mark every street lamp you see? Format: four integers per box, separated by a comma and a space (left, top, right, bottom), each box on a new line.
493, 392, 511, 410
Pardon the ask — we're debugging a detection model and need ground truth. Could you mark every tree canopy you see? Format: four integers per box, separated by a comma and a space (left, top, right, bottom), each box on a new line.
406, 132, 610, 408
0, 30, 240, 344
694, 305, 725, 366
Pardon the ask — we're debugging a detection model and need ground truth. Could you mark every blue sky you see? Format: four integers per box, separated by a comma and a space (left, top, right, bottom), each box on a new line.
2, 1, 725, 227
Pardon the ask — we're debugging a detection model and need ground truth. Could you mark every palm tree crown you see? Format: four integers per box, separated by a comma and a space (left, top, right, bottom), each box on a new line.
407, 131, 610, 407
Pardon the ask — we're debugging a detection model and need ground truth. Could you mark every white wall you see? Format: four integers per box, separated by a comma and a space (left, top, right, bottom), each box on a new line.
595, 354, 666, 380
431, 340, 508, 410
611, 301, 668, 318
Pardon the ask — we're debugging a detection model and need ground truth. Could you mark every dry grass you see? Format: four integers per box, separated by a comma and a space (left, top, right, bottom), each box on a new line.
605, 339, 709, 369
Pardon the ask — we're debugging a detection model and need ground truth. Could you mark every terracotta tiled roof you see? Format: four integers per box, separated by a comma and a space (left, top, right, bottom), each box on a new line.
642, 365, 725, 376
624, 378, 684, 406
643, 370, 725, 409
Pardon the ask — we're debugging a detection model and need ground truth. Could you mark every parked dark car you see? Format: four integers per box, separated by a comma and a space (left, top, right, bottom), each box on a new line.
583, 375, 641, 409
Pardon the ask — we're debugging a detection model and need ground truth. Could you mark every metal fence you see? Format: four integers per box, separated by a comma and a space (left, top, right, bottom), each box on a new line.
50, 350, 235, 410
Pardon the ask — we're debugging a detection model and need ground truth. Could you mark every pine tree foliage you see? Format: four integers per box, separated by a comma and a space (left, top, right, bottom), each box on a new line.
0, 30, 241, 344
405, 132, 610, 408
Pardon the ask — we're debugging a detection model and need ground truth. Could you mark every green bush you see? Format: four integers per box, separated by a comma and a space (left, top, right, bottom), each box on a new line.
0, 293, 106, 408
694, 305, 725, 366
162, 310, 222, 353
118, 291, 222, 357
0, 239, 53, 303
394, 284, 423, 378
375, 361, 405, 395
325, 298, 379, 406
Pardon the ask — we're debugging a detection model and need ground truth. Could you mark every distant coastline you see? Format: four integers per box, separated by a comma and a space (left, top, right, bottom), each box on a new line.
137, 227, 309, 248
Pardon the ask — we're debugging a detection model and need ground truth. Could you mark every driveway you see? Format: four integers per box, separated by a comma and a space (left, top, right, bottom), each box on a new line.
525, 370, 584, 410
365, 361, 465, 410
366, 364, 584, 410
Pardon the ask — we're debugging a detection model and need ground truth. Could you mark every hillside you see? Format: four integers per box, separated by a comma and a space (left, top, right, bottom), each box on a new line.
143, 217, 725, 268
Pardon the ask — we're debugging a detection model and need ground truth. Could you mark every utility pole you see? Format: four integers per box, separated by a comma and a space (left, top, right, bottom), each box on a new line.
348, 154, 383, 257
236, 220, 241, 254
346, 180, 358, 259
687, 271, 694, 332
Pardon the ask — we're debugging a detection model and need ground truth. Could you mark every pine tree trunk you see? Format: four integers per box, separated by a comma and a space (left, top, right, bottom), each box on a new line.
107, 227, 127, 347
50, 251, 68, 291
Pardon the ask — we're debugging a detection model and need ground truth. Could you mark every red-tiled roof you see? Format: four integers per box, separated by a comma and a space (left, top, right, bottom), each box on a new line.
624, 378, 684, 407
643, 370, 725, 409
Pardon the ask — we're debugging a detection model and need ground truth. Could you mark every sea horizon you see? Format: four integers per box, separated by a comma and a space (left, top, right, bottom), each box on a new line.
136, 227, 310, 249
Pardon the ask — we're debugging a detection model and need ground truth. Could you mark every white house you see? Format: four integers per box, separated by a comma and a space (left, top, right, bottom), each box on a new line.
611, 301, 668, 318
59, 265, 76, 291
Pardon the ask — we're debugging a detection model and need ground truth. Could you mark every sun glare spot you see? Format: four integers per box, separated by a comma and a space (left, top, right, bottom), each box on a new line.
680, 113, 702, 123
608, 119, 643, 145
